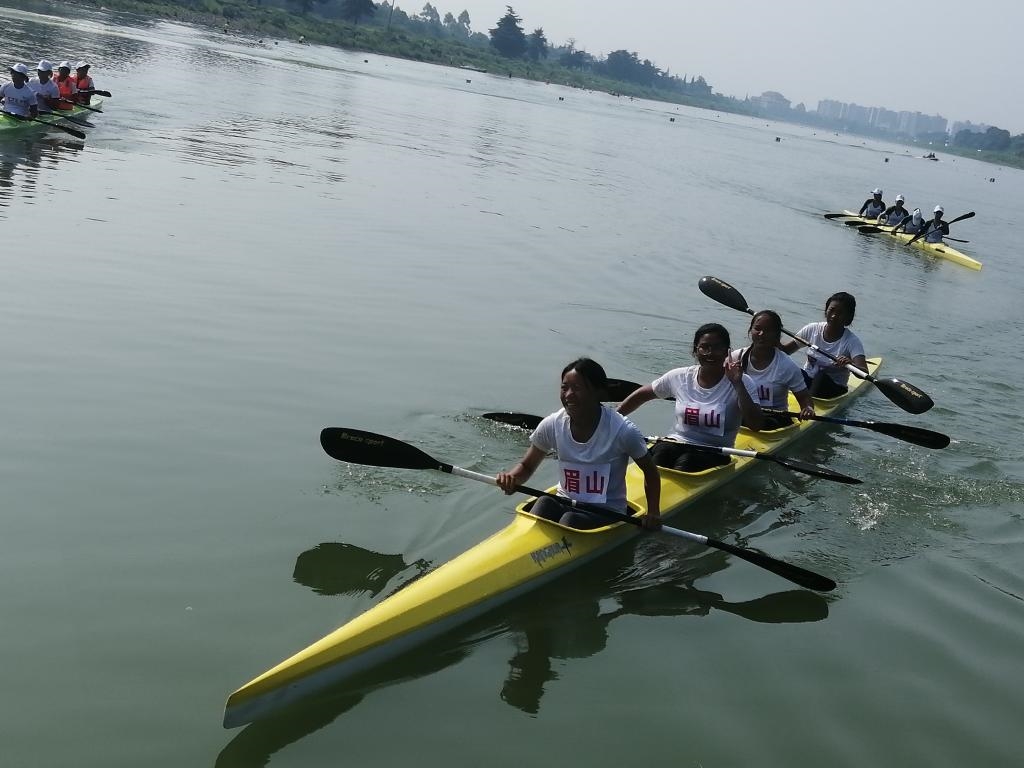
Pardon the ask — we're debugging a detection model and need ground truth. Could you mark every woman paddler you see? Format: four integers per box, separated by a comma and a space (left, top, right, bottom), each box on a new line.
616, 323, 763, 472
782, 292, 867, 399
731, 310, 815, 429
496, 358, 662, 531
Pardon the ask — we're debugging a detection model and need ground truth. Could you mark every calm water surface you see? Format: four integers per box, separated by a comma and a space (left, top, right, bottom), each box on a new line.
2, 5, 1023, 766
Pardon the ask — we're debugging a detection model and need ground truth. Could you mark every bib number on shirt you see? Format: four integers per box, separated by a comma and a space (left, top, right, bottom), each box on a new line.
559, 461, 612, 504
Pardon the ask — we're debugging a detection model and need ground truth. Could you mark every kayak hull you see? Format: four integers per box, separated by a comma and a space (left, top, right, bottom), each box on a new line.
223, 359, 881, 728
840, 211, 982, 270
0, 97, 102, 137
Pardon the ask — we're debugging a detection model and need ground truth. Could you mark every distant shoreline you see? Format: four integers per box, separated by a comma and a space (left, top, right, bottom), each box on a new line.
51, 0, 1024, 171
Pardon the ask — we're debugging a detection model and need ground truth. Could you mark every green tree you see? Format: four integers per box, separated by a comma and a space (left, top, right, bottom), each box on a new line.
489, 6, 527, 58
457, 9, 471, 31
340, 0, 376, 23
419, 2, 440, 24
526, 27, 547, 61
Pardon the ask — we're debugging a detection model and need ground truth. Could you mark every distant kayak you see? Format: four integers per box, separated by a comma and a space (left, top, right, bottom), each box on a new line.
839, 211, 982, 271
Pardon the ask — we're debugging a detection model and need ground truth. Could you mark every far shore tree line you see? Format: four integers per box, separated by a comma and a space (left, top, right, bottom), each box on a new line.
75, 0, 1024, 167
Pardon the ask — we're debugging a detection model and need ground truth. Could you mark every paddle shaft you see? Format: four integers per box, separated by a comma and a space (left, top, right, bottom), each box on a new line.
58, 98, 103, 113
697, 275, 934, 414
906, 211, 975, 246
761, 409, 949, 449
480, 412, 860, 483
858, 225, 968, 243
320, 428, 837, 591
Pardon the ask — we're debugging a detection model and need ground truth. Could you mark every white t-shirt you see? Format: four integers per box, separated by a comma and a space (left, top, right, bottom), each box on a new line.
1, 82, 37, 117
795, 322, 865, 388
651, 365, 759, 447
29, 78, 60, 113
731, 347, 807, 408
530, 405, 648, 512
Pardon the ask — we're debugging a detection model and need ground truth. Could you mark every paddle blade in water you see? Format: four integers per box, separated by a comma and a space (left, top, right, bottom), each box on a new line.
706, 538, 837, 592
698, 276, 751, 313
320, 428, 446, 471
769, 454, 861, 484
481, 412, 541, 431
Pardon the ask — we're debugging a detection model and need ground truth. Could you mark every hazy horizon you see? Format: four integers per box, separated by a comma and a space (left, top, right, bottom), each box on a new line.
423, 0, 1023, 135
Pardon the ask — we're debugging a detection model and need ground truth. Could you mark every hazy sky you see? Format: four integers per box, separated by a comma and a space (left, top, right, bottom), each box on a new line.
426, 0, 1023, 133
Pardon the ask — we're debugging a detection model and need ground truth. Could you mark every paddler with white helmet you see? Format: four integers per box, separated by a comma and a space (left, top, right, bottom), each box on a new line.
0, 63, 39, 119
53, 61, 77, 110
29, 60, 61, 114
858, 188, 886, 218
73, 61, 95, 104
880, 194, 910, 226
894, 208, 926, 235
921, 205, 950, 244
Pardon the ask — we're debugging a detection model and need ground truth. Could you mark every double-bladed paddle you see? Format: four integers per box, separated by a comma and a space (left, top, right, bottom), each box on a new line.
320, 427, 837, 592
698, 275, 934, 414
487, 375, 947, 448
58, 98, 103, 113
480, 412, 861, 484
905, 211, 975, 246
31, 115, 86, 139
857, 225, 969, 243
760, 409, 949, 448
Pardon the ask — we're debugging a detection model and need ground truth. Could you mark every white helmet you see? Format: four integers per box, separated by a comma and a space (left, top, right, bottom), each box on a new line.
934, 205, 944, 214
895, 194, 905, 202
912, 209, 922, 223
872, 188, 883, 195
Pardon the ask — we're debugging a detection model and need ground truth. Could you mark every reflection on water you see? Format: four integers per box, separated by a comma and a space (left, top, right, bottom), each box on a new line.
0, 136, 84, 206
217, 539, 828, 762
292, 541, 430, 597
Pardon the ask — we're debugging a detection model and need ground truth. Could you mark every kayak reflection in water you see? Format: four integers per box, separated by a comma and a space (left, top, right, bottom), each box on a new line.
731, 310, 815, 429
496, 358, 662, 531
781, 292, 867, 399
617, 323, 763, 472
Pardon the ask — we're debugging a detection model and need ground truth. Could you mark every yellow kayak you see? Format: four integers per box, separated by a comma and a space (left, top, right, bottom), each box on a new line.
223, 361, 880, 728
840, 211, 982, 270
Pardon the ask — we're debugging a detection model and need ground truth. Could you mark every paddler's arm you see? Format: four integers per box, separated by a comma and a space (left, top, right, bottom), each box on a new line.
635, 452, 661, 530
780, 340, 800, 355
794, 387, 815, 419
496, 445, 546, 494
725, 356, 764, 431
616, 384, 657, 416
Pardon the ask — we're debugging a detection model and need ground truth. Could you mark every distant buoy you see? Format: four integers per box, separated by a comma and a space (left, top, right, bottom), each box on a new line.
364, 59, 368, 63
884, 157, 889, 162
775, 136, 781, 142
466, 79, 471, 83
669, 117, 675, 122
558, 96, 564, 101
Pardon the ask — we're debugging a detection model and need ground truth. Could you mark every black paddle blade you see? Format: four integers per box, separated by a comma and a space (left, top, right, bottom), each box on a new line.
37, 118, 85, 140
698, 276, 752, 314
855, 420, 950, 449
320, 428, 447, 471
481, 412, 541, 431
871, 377, 934, 414
823, 212, 853, 219
857, 226, 883, 234
947, 211, 975, 226
605, 378, 644, 401
706, 538, 837, 592
844, 219, 866, 227
768, 454, 861, 484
